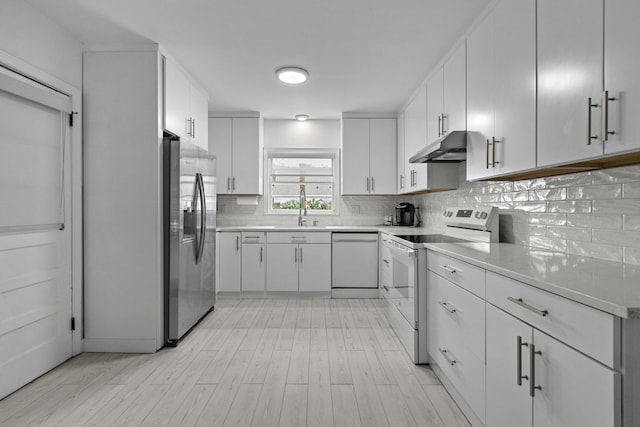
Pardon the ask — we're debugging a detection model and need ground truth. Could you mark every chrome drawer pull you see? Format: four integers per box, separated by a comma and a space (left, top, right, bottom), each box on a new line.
530, 344, 543, 397
438, 348, 456, 366
516, 336, 529, 386
438, 301, 456, 314
507, 297, 549, 317
440, 265, 457, 274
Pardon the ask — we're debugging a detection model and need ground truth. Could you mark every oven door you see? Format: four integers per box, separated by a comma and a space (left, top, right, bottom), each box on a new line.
385, 242, 417, 329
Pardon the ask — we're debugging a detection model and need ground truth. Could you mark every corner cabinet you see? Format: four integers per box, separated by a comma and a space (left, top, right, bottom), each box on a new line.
208, 116, 264, 195
164, 57, 209, 149
341, 117, 397, 195
466, 0, 536, 180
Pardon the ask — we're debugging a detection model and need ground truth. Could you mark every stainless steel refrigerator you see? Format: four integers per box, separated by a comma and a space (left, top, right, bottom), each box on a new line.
163, 136, 216, 346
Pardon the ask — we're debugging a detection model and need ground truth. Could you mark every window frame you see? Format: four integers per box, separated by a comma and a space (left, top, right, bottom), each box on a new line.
264, 148, 340, 215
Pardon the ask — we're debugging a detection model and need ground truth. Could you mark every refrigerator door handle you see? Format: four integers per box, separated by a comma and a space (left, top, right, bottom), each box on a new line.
195, 173, 206, 264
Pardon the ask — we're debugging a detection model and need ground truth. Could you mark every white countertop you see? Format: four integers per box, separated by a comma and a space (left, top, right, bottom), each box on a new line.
216, 225, 640, 318
421, 241, 640, 319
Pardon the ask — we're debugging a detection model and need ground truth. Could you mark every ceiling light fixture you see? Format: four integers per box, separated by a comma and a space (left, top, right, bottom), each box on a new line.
276, 67, 309, 84
295, 114, 309, 121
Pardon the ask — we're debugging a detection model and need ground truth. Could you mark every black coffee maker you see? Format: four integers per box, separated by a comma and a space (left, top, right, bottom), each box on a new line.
395, 203, 415, 226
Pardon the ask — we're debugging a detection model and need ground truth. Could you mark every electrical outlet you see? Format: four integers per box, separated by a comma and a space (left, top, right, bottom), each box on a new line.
351, 205, 360, 214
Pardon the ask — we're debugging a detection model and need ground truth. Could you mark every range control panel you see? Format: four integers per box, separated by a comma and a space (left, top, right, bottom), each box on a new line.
442, 206, 498, 231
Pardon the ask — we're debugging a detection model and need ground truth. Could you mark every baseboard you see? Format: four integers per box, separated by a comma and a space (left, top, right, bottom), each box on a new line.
331, 288, 380, 298
82, 338, 158, 353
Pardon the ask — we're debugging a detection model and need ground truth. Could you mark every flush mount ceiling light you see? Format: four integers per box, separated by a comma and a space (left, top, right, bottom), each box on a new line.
276, 67, 309, 84
295, 114, 309, 121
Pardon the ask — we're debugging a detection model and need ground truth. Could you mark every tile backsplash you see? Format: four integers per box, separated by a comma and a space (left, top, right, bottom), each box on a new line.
413, 163, 640, 266
217, 163, 640, 266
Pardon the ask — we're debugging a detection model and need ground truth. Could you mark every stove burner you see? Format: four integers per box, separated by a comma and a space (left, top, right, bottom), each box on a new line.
395, 234, 470, 244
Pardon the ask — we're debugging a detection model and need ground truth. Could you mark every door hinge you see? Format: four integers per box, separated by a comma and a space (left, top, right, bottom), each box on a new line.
71, 317, 76, 331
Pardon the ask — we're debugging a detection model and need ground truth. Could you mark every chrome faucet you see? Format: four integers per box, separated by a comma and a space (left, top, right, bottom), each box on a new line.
298, 186, 307, 226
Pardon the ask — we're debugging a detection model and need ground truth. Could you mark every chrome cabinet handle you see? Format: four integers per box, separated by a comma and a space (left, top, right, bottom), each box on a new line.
366, 177, 370, 192
244, 236, 261, 239
295, 247, 297, 263
517, 336, 529, 386
587, 97, 599, 145
260, 247, 263, 262
299, 247, 302, 263
438, 348, 456, 366
439, 265, 457, 274
492, 137, 501, 168
438, 114, 442, 137
486, 139, 491, 169
192, 118, 196, 139
441, 113, 448, 135
602, 90, 617, 142
371, 177, 375, 192
438, 301, 456, 314
507, 297, 549, 317
232, 177, 236, 191
529, 344, 542, 397
227, 177, 231, 191
236, 235, 239, 252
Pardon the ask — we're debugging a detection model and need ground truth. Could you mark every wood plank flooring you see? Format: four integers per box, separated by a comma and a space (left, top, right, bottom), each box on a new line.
0, 298, 470, 427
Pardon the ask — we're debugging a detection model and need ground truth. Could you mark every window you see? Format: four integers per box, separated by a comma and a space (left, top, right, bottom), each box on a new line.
266, 149, 338, 214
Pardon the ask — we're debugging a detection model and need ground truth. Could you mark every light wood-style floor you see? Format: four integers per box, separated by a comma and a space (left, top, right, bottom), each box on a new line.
0, 298, 470, 427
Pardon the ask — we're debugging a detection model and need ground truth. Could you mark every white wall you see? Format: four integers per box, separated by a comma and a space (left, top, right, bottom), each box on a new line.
264, 119, 340, 148
0, 1, 83, 87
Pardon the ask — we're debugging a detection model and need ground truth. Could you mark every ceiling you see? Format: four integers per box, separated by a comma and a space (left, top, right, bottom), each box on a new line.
27, 0, 490, 119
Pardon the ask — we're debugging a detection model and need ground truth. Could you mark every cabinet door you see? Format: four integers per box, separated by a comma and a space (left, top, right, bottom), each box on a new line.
466, 10, 495, 180
486, 305, 533, 427
604, 0, 640, 155
404, 85, 428, 190
369, 119, 397, 194
397, 112, 406, 194
218, 232, 241, 292
165, 58, 190, 140
427, 67, 444, 145
537, 0, 604, 166
493, 0, 536, 176
208, 118, 233, 194
232, 118, 261, 194
266, 244, 298, 292
241, 244, 265, 292
298, 244, 331, 292
189, 85, 209, 150
443, 42, 466, 134
533, 330, 620, 427
341, 118, 371, 195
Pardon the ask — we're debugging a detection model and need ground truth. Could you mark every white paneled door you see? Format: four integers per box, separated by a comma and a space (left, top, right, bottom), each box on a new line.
0, 68, 73, 400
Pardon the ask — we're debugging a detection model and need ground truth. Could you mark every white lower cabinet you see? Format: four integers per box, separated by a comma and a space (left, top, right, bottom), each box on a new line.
241, 232, 266, 292
487, 304, 620, 427
266, 232, 331, 293
217, 232, 241, 292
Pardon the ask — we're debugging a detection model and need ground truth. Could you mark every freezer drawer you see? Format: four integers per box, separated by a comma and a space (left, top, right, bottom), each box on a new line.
331, 233, 378, 288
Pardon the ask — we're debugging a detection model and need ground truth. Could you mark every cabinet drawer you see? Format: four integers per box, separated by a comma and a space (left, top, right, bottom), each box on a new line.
267, 232, 331, 244
427, 271, 485, 363
430, 328, 486, 423
486, 271, 620, 368
241, 232, 266, 243
427, 251, 486, 298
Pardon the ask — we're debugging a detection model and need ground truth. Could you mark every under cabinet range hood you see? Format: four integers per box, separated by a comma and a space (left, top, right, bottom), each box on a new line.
409, 130, 467, 163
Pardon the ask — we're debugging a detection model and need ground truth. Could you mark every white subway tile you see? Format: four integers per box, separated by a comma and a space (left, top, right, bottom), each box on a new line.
624, 215, 640, 231
529, 236, 567, 252
591, 164, 640, 184
566, 184, 622, 200
567, 241, 623, 262
512, 202, 546, 212
544, 172, 593, 188
547, 226, 591, 241
593, 229, 640, 249
593, 199, 640, 215
546, 200, 592, 213
529, 188, 566, 201
567, 213, 622, 229
623, 182, 640, 198
623, 248, 640, 266
529, 213, 567, 225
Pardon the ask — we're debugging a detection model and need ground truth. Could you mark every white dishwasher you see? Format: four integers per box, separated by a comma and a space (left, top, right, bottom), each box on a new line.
331, 233, 379, 288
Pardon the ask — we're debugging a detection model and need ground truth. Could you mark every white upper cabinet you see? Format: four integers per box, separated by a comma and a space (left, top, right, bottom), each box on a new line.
427, 42, 466, 146
537, 0, 604, 166
164, 57, 209, 149
341, 117, 397, 195
396, 112, 406, 194
467, 0, 536, 180
603, 0, 640, 155
208, 116, 263, 195
403, 85, 429, 191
